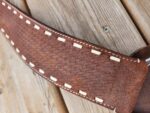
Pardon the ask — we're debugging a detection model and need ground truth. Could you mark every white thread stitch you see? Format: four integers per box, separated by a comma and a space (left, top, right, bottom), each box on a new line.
19, 15, 23, 19
57, 37, 66, 42
110, 56, 121, 62
113, 108, 116, 113
13, 10, 17, 15
10, 40, 14, 46
1, 28, 5, 33
5, 34, 9, 39
42, 26, 139, 63
79, 90, 87, 96
95, 97, 103, 103
29, 62, 35, 67
7, 6, 11, 10
44, 31, 52, 36
2, 1, 116, 110
50, 76, 57, 82
91, 49, 101, 55
9, 3, 139, 64
2, 2, 5, 6
34, 25, 40, 30
21, 55, 26, 60
137, 58, 140, 63
16, 48, 20, 53
39, 69, 45, 74
64, 83, 72, 89
26, 20, 31, 25
73, 43, 82, 49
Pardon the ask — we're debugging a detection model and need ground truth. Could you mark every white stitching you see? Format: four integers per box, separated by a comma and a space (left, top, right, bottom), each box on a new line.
2, 2, 5, 6
79, 90, 87, 96
110, 56, 121, 62
91, 49, 101, 55
95, 97, 103, 103
1, 28, 5, 33
21, 55, 26, 61
64, 83, 72, 89
13, 10, 17, 15
16, 48, 20, 53
39, 69, 45, 74
50, 76, 57, 82
137, 59, 140, 63
57, 37, 66, 42
3, 1, 144, 110
19, 15, 23, 19
26, 20, 31, 25
29, 62, 35, 67
44, 31, 52, 36
10, 40, 14, 46
7, 6, 11, 10
3, 1, 138, 63
73, 43, 82, 49
34, 24, 40, 30
5, 34, 9, 39
4, 1, 139, 63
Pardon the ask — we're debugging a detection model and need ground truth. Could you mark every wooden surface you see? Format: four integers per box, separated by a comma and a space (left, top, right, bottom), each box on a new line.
122, 0, 150, 44
0, 0, 149, 113
0, 1, 68, 113
0, 34, 66, 113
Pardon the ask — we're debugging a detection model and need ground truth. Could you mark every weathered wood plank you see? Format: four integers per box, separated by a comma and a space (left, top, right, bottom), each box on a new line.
26, 0, 146, 55
0, 1, 68, 113
122, 0, 150, 43
0, 33, 68, 113
25, 0, 147, 113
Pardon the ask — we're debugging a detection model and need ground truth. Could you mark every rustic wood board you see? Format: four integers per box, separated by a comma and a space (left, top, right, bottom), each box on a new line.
25, 0, 146, 113
26, 0, 146, 55
0, 0, 148, 113
0, 1, 68, 113
122, 0, 150, 43
0, 33, 67, 113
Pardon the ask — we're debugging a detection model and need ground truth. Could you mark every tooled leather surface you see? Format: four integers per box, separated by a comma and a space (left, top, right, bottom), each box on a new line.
0, 0, 148, 113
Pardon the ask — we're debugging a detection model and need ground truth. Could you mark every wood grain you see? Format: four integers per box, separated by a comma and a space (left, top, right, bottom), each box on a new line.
122, 0, 150, 43
26, 0, 146, 55
0, 33, 68, 113
24, 0, 146, 113
0, 0, 68, 113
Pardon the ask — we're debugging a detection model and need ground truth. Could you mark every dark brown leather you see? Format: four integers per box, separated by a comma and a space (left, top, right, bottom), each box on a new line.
132, 46, 150, 113
0, 0, 148, 113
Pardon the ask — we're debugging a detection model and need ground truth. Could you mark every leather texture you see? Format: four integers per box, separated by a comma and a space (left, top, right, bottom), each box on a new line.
0, 0, 148, 113
132, 46, 150, 113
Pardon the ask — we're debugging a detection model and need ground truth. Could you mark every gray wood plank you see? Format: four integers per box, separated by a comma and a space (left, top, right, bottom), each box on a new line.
26, 0, 146, 55
122, 0, 150, 43
0, 0, 68, 113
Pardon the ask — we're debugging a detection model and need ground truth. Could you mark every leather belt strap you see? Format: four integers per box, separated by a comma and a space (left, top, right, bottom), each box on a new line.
0, 0, 148, 113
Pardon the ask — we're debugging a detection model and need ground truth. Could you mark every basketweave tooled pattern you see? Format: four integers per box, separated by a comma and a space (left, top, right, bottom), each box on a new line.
0, 0, 148, 113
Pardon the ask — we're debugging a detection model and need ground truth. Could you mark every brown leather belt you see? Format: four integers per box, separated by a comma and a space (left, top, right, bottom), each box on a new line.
0, 0, 148, 113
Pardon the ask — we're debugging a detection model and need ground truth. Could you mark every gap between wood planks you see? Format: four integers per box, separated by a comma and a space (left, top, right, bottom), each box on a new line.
121, 0, 149, 45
